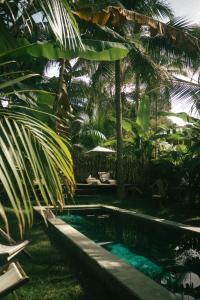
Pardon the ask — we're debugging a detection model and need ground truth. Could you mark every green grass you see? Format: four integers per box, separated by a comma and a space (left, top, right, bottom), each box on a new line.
3, 224, 83, 300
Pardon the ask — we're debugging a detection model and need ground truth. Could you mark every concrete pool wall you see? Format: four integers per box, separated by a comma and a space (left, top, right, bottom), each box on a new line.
34, 205, 200, 300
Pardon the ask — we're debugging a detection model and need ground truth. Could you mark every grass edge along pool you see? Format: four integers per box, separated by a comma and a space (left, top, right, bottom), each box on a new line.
35, 205, 190, 300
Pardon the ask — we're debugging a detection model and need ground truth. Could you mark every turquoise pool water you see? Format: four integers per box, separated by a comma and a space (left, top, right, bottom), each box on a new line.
59, 212, 200, 299
105, 242, 165, 278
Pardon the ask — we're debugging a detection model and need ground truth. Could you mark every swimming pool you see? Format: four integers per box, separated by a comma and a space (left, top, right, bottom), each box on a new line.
35, 205, 200, 300
58, 208, 200, 300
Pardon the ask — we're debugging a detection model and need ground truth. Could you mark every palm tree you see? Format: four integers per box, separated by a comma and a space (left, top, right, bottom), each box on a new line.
71, 112, 107, 149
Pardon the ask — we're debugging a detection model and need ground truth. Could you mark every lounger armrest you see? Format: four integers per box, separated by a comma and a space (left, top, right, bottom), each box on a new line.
0, 240, 30, 263
0, 261, 29, 298
0, 229, 31, 258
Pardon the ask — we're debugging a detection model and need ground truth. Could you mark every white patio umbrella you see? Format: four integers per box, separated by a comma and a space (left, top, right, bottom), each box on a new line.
86, 146, 116, 154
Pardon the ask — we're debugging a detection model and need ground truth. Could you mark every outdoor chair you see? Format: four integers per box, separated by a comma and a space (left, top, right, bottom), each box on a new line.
0, 261, 29, 299
98, 172, 117, 184
0, 240, 29, 263
0, 229, 31, 259
86, 175, 101, 185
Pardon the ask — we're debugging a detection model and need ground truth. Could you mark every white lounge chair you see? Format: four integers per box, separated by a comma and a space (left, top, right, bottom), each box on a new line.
0, 240, 29, 262
0, 261, 29, 298
0, 228, 31, 259
98, 172, 117, 184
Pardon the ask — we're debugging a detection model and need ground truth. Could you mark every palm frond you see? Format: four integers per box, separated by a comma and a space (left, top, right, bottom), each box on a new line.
0, 107, 75, 236
170, 77, 200, 113
121, 0, 174, 19
37, 0, 83, 50
167, 17, 195, 33
0, 73, 39, 90
69, 79, 90, 109
145, 18, 200, 66
1, 0, 83, 50
80, 129, 107, 140
92, 61, 115, 87
128, 37, 169, 83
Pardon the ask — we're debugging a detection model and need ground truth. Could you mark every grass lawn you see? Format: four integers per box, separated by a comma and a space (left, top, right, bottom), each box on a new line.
2, 224, 84, 300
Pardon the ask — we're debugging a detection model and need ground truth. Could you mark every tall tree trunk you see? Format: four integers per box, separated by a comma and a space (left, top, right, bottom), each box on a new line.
135, 72, 140, 115
54, 59, 66, 114
53, 59, 71, 137
115, 60, 124, 199
154, 88, 159, 159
